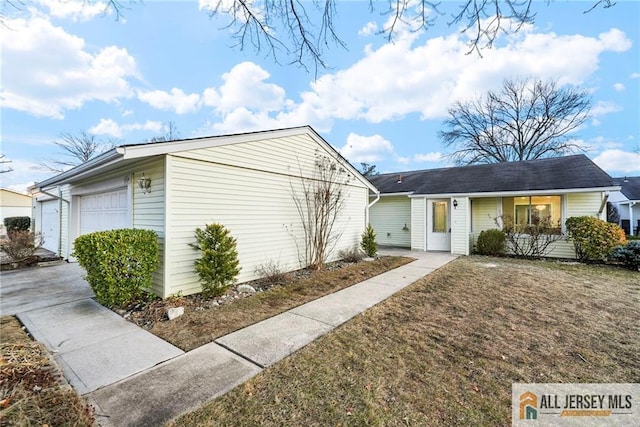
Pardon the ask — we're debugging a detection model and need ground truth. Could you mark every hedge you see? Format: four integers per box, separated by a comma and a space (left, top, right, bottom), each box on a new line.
73, 229, 159, 307
565, 216, 626, 262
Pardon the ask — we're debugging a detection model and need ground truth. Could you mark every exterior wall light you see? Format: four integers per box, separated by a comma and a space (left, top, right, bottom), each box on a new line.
138, 173, 151, 194
452, 199, 458, 209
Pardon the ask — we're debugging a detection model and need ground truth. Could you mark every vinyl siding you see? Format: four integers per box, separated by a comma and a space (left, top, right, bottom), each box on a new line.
451, 197, 469, 255
164, 138, 369, 297
547, 192, 605, 258
411, 198, 426, 251
369, 196, 411, 248
132, 159, 166, 296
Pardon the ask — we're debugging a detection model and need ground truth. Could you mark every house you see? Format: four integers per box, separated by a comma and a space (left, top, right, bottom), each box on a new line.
0, 189, 33, 237
30, 126, 378, 298
368, 155, 620, 258
610, 176, 640, 236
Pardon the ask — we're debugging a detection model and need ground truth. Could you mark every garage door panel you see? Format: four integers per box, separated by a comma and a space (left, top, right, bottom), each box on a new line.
80, 189, 129, 235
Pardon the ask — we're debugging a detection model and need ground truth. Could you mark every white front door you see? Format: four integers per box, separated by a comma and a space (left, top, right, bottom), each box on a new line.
41, 200, 60, 253
427, 199, 451, 251
79, 189, 129, 235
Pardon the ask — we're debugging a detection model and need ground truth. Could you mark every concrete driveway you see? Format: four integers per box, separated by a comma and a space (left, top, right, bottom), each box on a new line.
0, 261, 184, 395
0, 262, 95, 315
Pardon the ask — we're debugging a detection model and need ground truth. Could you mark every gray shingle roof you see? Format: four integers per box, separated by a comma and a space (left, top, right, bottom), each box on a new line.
613, 176, 640, 201
369, 155, 616, 195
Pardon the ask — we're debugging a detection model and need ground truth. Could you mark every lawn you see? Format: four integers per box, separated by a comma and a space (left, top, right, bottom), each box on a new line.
170, 256, 640, 427
0, 316, 95, 426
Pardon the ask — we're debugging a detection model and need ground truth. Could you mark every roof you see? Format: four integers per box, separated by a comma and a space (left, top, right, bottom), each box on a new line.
613, 176, 640, 201
32, 126, 378, 193
369, 155, 618, 196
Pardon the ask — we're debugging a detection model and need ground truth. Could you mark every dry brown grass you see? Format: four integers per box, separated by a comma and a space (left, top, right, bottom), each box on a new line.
171, 256, 640, 427
0, 316, 95, 426
150, 256, 413, 351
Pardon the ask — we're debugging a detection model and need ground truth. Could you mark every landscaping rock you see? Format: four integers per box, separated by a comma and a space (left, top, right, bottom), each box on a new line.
166, 307, 184, 320
238, 284, 256, 294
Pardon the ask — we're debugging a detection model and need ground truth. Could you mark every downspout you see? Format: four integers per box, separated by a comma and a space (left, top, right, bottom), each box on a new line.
366, 190, 381, 226
598, 192, 609, 219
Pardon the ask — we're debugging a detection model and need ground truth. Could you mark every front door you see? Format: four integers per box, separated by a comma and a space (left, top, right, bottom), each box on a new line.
427, 199, 451, 251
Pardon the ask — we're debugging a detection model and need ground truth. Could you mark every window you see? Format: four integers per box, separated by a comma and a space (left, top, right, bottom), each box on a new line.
502, 196, 562, 232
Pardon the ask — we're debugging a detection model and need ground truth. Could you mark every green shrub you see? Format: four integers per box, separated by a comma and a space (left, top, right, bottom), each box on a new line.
73, 229, 159, 307
611, 241, 640, 271
565, 216, 627, 262
360, 224, 378, 257
191, 223, 241, 297
476, 229, 506, 256
4, 216, 31, 234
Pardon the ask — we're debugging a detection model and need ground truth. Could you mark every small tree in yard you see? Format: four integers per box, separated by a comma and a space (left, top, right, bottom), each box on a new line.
1, 231, 44, 262
360, 224, 378, 258
191, 223, 241, 297
291, 151, 352, 270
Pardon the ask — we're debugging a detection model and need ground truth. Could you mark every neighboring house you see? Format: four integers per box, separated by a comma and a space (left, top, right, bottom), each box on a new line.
30, 126, 378, 298
610, 176, 640, 236
368, 155, 620, 258
0, 189, 33, 236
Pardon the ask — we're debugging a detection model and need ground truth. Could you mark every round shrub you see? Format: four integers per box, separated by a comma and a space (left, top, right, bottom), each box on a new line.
611, 241, 640, 271
191, 223, 241, 297
565, 216, 627, 262
476, 229, 506, 256
73, 229, 159, 307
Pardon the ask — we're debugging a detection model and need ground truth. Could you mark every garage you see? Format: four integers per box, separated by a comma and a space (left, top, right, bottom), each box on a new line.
40, 200, 60, 253
79, 189, 130, 235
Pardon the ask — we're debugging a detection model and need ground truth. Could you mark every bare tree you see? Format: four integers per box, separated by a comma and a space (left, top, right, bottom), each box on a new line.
147, 121, 180, 143
38, 131, 118, 173
202, 0, 615, 72
3, 1, 614, 72
0, 154, 13, 173
440, 77, 591, 165
290, 152, 352, 270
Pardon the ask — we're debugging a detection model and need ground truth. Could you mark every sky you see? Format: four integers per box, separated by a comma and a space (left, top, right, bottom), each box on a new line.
1, 0, 639, 194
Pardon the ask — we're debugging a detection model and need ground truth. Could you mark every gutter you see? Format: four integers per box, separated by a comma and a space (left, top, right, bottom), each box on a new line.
33, 148, 123, 189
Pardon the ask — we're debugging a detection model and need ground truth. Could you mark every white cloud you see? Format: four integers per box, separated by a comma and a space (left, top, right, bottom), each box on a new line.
89, 118, 122, 137
413, 152, 444, 163
591, 101, 622, 117
593, 150, 640, 174
0, 14, 139, 119
613, 83, 625, 92
139, 24, 632, 138
36, 0, 109, 21
89, 118, 164, 138
631, 73, 640, 79
359, 22, 377, 37
339, 133, 394, 163
137, 88, 200, 114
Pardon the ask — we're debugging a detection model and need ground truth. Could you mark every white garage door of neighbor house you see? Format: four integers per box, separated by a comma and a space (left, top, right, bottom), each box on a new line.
41, 200, 60, 253
80, 189, 129, 235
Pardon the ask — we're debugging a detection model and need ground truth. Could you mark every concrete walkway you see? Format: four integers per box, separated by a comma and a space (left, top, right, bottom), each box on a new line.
86, 250, 457, 426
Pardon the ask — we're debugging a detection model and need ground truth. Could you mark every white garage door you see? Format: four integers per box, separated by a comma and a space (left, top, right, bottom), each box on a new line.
80, 189, 130, 235
41, 200, 60, 253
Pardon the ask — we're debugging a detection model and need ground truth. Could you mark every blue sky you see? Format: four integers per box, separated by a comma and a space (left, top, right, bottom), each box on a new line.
1, 0, 639, 193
